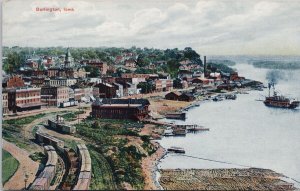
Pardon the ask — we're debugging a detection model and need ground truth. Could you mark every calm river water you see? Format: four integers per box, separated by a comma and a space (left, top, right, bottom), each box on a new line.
158, 62, 300, 186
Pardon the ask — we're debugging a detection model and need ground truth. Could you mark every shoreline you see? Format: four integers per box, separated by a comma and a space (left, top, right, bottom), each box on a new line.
142, 141, 167, 190
143, 83, 300, 190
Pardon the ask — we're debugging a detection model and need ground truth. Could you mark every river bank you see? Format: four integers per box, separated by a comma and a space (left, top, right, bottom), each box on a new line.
155, 63, 300, 189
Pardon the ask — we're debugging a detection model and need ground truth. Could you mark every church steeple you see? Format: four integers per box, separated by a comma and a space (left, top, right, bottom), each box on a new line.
64, 48, 74, 67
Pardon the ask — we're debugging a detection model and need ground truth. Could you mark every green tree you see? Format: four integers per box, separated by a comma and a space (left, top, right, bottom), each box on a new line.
3, 52, 23, 73
137, 81, 155, 94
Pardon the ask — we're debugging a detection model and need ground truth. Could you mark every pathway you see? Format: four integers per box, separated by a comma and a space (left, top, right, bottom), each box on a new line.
3, 140, 39, 190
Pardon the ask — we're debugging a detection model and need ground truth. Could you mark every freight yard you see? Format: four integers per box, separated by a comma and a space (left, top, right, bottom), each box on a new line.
159, 168, 298, 191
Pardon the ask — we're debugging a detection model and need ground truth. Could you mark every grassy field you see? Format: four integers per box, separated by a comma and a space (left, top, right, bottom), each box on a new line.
2, 150, 19, 185
88, 145, 118, 190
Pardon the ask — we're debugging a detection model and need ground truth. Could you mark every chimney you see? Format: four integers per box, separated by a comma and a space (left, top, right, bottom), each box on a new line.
204, 56, 206, 76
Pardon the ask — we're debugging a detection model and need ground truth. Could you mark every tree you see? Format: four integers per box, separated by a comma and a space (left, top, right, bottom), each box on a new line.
136, 54, 150, 67
3, 52, 23, 73
137, 81, 155, 94
173, 78, 182, 89
85, 65, 100, 77
183, 47, 202, 65
166, 59, 180, 78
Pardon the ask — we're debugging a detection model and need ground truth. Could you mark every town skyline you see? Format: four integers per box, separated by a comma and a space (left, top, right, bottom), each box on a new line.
3, 0, 300, 56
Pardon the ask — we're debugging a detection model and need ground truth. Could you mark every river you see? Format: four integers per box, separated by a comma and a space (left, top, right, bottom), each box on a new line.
157, 62, 300, 186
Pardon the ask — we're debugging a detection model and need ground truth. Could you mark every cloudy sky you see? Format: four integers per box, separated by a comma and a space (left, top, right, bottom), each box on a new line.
3, 0, 300, 55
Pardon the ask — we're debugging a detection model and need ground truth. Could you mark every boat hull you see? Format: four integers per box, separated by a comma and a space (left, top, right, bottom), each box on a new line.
264, 101, 299, 109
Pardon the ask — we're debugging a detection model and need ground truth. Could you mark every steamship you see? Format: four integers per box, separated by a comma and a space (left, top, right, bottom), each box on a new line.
264, 83, 300, 109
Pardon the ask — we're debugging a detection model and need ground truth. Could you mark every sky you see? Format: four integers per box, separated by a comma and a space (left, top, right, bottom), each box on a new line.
3, 0, 300, 55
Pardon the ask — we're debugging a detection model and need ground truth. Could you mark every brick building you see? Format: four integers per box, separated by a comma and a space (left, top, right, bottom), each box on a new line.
47, 67, 87, 79
31, 77, 46, 87
154, 79, 173, 92
41, 86, 70, 107
94, 82, 116, 98
7, 87, 46, 113
91, 98, 150, 121
2, 75, 25, 88
82, 60, 108, 75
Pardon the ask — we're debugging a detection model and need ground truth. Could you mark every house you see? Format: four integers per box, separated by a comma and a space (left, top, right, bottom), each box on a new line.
91, 98, 150, 121
192, 78, 210, 85
121, 73, 150, 79
25, 60, 39, 69
94, 82, 116, 98
178, 93, 196, 102
8, 87, 46, 113
209, 72, 221, 80
154, 79, 173, 92
113, 83, 124, 98
165, 91, 182, 100
178, 70, 193, 79
41, 86, 70, 107
2, 75, 25, 88
179, 60, 193, 65
31, 77, 46, 87
2, 90, 9, 115
124, 59, 137, 68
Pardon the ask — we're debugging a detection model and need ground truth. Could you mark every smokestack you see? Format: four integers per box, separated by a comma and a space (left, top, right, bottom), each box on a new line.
204, 56, 206, 77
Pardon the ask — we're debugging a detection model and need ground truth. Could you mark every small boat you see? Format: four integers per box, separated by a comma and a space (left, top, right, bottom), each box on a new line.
212, 96, 223, 101
167, 146, 185, 154
173, 128, 186, 136
225, 94, 237, 100
194, 103, 200, 107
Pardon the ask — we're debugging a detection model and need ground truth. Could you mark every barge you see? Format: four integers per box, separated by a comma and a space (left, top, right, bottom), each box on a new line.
166, 112, 186, 120
167, 146, 185, 154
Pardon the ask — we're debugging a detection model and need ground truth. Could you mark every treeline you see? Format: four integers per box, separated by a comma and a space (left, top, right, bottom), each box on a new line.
3, 46, 203, 77
252, 61, 300, 70
207, 59, 236, 66
207, 62, 236, 74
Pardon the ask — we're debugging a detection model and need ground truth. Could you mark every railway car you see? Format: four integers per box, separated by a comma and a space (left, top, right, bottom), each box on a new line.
36, 131, 65, 148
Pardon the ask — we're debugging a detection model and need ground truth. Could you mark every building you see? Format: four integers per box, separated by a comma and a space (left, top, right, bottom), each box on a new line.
91, 98, 150, 121
74, 88, 84, 101
2, 75, 25, 88
45, 78, 77, 87
25, 60, 39, 69
178, 70, 193, 79
124, 59, 137, 68
121, 73, 150, 79
83, 60, 108, 75
94, 83, 116, 98
7, 87, 46, 113
2, 90, 9, 115
31, 77, 46, 87
178, 93, 196, 102
154, 79, 173, 92
165, 91, 182, 100
64, 48, 74, 67
47, 67, 87, 79
41, 86, 70, 107
113, 83, 124, 98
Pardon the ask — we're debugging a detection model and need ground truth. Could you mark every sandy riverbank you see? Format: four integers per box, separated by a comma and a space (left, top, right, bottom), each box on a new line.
142, 141, 166, 190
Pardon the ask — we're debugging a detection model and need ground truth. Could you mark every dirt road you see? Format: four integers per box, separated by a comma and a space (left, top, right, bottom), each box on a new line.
3, 140, 39, 190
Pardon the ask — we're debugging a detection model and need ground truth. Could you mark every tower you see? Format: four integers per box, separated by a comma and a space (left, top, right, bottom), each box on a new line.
64, 48, 74, 67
